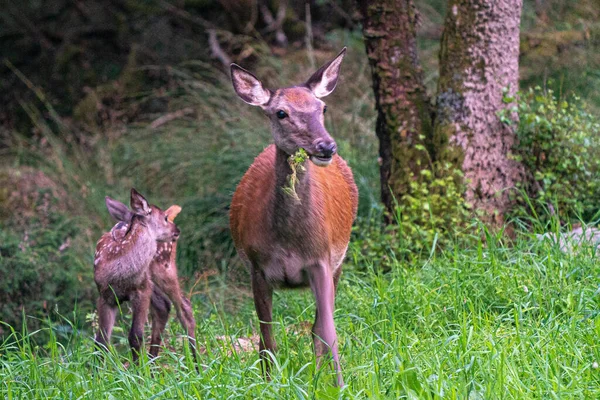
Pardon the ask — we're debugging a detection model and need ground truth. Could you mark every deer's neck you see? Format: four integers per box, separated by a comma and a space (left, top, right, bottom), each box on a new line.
273, 146, 315, 233
120, 218, 157, 272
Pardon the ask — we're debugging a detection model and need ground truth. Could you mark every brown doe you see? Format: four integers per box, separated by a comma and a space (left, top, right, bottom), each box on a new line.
229, 48, 358, 386
93, 188, 180, 363
104, 197, 198, 364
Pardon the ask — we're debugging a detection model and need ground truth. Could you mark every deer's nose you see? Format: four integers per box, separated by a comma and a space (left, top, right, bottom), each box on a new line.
316, 141, 337, 158
173, 228, 181, 238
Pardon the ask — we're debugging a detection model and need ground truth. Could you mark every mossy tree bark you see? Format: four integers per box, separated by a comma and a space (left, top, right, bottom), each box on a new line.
360, 0, 524, 226
434, 0, 524, 226
359, 1, 434, 217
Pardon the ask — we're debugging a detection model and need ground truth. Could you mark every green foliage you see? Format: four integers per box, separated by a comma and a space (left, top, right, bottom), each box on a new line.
352, 162, 472, 268
505, 87, 600, 222
0, 210, 92, 337
398, 164, 471, 250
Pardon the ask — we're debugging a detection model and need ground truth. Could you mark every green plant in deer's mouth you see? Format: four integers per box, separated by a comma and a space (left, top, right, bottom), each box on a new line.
282, 148, 309, 203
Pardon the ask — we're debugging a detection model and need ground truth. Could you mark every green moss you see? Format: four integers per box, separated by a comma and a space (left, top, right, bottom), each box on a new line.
72, 90, 100, 129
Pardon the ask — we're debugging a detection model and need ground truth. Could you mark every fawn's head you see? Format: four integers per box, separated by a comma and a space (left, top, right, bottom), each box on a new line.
231, 48, 346, 167
105, 189, 181, 243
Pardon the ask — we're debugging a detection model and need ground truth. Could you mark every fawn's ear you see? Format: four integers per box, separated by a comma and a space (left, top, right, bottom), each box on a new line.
105, 196, 134, 222
130, 188, 151, 216
165, 205, 182, 222
305, 47, 346, 98
231, 64, 272, 106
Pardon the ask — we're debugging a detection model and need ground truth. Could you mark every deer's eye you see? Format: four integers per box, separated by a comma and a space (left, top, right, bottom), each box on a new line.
164, 216, 168, 222
276, 110, 288, 119
323, 106, 327, 114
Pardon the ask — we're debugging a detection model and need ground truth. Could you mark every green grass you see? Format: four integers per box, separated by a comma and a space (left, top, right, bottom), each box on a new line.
1, 232, 599, 399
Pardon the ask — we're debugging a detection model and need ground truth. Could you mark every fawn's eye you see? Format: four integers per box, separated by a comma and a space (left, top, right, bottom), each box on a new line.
323, 106, 327, 114
276, 110, 288, 119
164, 216, 168, 222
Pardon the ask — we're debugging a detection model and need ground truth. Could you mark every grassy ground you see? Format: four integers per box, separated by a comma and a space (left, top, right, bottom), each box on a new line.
1, 230, 599, 399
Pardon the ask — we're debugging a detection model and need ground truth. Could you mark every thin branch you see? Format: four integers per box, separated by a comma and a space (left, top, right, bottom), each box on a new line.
207, 30, 232, 71
326, 0, 356, 28
305, 2, 315, 69
150, 107, 195, 129
157, 0, 215, 30
260, 0, 288, 47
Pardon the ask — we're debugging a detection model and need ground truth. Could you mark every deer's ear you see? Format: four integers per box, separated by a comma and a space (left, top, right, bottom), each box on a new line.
130, 188, 151, 216
165, 205, 182, 222
231, 64, 271, 106
105, 196, 134, 222
305, 47, 346, 98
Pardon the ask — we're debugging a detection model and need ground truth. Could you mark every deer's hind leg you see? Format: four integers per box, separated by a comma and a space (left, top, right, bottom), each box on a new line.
149, 288, 171, 358
172, 295, 198, 362
94, 296, 118, 352
129, 280, 152, 363
158, 276, 198, 365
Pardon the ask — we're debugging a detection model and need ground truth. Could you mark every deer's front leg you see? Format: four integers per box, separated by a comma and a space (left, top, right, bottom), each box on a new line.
309, 262, 344, 387
149, 288, 171, 358
129, 281, 152, 363
251, 265, 275, 378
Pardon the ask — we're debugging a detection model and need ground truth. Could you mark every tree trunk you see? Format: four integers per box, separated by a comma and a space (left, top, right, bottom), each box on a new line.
434, 0, 524, 226
359, 1, 433, 216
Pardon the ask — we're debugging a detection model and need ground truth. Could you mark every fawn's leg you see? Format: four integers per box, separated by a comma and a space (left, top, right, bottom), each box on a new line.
157, 274, 199, 366
149, 288, 171, 358
94, 296, 117, 351
309, 261, 344, 387
129, 282, 152, 363
172, 295, 198, 363
251, 265, 275, 379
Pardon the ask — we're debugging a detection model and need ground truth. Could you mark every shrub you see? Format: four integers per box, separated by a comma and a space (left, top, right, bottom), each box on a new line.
505, 87, 600, 223
350, 162, 472, 270
0, 210, 94, 338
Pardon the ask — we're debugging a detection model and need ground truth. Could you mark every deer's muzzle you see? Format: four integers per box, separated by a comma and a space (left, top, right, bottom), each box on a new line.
309, 139, 336, 167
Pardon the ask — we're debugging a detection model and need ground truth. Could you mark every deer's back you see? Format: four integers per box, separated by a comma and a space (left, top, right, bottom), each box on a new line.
93, 225, 155, 300
230, 145, 358, 273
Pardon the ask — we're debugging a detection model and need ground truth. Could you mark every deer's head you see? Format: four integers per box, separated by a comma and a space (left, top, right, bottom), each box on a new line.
231, 48, 346, 167
105, 189, 181, 243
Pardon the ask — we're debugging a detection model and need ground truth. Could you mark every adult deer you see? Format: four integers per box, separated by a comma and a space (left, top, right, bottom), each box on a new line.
229, 48, 358, 387
104, 198, 198, 364
94, 189, 180, 363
